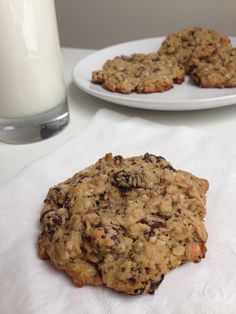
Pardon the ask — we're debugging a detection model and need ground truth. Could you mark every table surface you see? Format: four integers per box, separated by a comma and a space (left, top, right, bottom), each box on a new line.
1, 47, 236, 187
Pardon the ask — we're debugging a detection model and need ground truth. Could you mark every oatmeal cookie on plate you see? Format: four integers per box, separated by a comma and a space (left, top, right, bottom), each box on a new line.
92, 53, 185, 93
158, 27, 232, 73
190, 48, 236, 88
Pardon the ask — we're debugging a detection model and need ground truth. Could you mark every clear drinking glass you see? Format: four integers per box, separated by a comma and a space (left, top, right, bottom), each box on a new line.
0, 0, 69, 144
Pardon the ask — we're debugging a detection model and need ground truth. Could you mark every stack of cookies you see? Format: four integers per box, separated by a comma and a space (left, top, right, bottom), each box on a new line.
92, 27, 236, 93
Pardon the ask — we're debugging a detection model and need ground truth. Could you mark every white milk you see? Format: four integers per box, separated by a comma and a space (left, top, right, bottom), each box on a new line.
0, 0, 66, 118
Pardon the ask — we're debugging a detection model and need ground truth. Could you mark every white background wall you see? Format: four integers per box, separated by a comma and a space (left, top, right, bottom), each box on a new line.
55, 0, 236, 49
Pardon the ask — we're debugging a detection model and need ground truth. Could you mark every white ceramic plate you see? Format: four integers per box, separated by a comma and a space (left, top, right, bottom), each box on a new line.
73, 37, 236, 111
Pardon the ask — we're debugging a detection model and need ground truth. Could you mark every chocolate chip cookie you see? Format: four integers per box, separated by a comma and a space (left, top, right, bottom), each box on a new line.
92, 53, 185, 93
189, 48, 236, 88
38, 153, 209, 295
158, 27, 232, 73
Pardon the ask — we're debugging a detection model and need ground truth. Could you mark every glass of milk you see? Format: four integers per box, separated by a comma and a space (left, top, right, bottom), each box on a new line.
0, 0, 69, 144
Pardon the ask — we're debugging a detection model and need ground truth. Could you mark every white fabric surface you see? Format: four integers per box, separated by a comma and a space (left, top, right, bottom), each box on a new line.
0, 109, 236, 314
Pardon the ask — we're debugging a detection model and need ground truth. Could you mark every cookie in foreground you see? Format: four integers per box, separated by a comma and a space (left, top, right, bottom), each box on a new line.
38, 153, 209, 295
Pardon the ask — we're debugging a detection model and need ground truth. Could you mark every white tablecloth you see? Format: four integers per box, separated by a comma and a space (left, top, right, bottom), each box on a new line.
0, 109, 236, 314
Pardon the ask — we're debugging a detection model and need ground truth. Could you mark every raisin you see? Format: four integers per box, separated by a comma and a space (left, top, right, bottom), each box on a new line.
40, 209, 54, 223
114, 155, 123, 165
110, 235, 120, 245
148, 275, 165, 294
111, 170, 144, 189
149, 221, 166, 229
162, 165, 176, 171
101, 205, 110, 213
94, 222, 102, 228
131, 266, 143, 274
72, 173, 89, 184
139, 218, 165, 230
99, 193, 106, 200
143, 153, 165, 163
128, 278, 136, 285
45, 223, 55, 235
139, 218, 148, 224
52, 215, 62, 226
112, 170, 130, 189
151, 55, 161, 61
153, 67, 161, 73
135, 66, 146, 77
